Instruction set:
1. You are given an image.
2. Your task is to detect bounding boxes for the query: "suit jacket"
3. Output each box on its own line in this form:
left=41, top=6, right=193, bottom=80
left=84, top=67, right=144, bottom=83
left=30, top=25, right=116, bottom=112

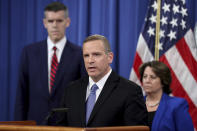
left=59, top=71, right=148, bottom=127
left=151, top=93, right=194, bottom=131
left=15, top=40, right=87, bottom=125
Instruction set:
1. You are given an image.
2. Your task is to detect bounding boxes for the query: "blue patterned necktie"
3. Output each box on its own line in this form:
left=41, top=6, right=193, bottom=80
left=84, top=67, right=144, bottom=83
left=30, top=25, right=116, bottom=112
left=86, top=84, right=98, bottom=124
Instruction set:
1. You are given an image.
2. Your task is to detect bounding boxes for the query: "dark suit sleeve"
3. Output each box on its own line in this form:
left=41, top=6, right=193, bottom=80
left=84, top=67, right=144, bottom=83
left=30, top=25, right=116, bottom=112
left=14, top=47, right=29, bottom=120
left=124, top=84, right=148, bottom=125
left=56, top=84, right=69, bottom=126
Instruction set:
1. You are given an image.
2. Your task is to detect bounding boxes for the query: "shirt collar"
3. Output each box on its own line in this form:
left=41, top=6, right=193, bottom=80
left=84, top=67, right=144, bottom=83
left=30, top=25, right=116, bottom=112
left=88, top=69, right=112, bottom=90
left=47, top=36, right=67, bottom=51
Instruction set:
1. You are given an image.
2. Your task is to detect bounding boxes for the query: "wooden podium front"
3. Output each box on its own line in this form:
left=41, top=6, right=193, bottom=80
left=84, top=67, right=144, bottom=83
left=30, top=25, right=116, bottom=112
left=0, top=121, right=149, bottom=131
left=0, top=121, right=36, bottom=125
left=86, top=126, right=149, bottom=131
left=0, top=125, right=84, bottom=131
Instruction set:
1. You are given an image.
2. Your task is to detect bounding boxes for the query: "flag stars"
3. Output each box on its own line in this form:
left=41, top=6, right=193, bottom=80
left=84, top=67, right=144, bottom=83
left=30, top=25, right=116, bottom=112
left=181, top=19, right=186, bottom=30
left=159, top=29, right=165, bottom=39
left=158, top=43, right=163, bottom=50
left=147, top=27, right=155, bottom=37
left=151, top=1, right=158, bottom=11
left=170, top=18, right=178, bottom=28
left=180, top=7, right=187, bottom=17
left=155, top=43, right=163, bottom=51
left=181, top=0, right=186, bottom=4
left=168, top=30, right=176, bottom=41
left=173, top=4, right=179, bottom=14
left=162, top=3, right=170, bottom=13
left=161, top=16, right=168, bottom=26
left=145, top=17, right=147, bottom=22
left=149, top=14, right=157, bottom=24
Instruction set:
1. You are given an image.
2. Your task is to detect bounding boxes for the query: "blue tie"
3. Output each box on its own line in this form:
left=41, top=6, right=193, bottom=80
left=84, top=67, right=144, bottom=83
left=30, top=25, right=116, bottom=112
left=86, top=84, right=98, bottom=124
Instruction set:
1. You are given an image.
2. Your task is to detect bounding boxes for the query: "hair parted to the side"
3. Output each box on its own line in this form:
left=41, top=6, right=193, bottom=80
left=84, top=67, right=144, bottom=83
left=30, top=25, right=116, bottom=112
left=44, top=2, right=69, bottom=18
left=83, top=34, right=111, bottom=53
left=139, top=61, right=172, bottom=95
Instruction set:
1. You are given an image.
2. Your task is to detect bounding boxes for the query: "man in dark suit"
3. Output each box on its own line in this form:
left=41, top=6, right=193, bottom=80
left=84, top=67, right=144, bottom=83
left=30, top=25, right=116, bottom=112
left=14, top=2, right=86, bottom=125
left=59, top=34, right=147, bottom=127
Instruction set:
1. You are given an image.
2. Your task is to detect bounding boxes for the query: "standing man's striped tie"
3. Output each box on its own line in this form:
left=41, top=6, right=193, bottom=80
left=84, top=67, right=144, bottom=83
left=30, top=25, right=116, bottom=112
left=50, top=46, right=58, bottom=94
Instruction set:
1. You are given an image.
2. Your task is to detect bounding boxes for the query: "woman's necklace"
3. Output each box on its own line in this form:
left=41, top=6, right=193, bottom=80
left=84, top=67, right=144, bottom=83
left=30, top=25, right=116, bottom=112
left=146, top=101, right=160, bottom=107
left=146, top=98, right=160, bottom=107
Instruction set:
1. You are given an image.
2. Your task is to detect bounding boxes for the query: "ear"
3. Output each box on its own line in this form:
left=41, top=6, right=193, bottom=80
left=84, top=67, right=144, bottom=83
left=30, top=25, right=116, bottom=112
left=65, top=17, right=71, bottom=28
left=43, top=19, right=47, bottom=29
left=108, top=52, right=114, bottom=64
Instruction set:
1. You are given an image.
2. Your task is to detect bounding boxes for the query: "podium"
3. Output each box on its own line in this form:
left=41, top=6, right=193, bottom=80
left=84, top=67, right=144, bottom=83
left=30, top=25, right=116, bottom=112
left=86, top=126, right=149, bottom=131
left=0, top=121, right=149, bottom=131
left=0, top=121, right=36, bottom=125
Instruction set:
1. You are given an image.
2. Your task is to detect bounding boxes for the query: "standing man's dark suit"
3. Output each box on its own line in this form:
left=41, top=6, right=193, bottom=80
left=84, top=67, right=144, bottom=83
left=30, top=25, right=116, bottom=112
left=15, top=40, right=86, bottom=125
left=61, top=71, right=147, bottom=127
left=14, top=2, right=86, bottom=125
left=58, top=34, right=147, bottom=127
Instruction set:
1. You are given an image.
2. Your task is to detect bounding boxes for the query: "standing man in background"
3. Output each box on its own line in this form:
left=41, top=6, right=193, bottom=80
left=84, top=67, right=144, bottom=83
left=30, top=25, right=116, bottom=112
left=15, top=2, right=86, bottom=125
left=59, top=34, right=147, bottom=127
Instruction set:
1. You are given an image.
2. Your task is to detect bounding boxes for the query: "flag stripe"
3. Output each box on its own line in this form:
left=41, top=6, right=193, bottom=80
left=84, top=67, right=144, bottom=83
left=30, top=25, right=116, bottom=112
left=184, top=29, right=197, bottom=62
left=129, top=68, right=141, bottom=86
left=137, top=34, right=154, bottom=62
left=165, top=46, right=197, bottom=106
left=160, top=55, right=196, bottom=110
left=176, top=38, right=197, bottom=82
left=130, top=0, right=197, bottom=129
left=160, top=56, right=197, bottom=127
left=133, top=53, right=143, bottom=79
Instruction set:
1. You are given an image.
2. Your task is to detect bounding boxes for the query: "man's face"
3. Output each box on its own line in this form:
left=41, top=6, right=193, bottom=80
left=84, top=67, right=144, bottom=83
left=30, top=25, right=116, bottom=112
left=43, top=10, right=70, bottom=43
left=83, top=40, right=113, bottom=82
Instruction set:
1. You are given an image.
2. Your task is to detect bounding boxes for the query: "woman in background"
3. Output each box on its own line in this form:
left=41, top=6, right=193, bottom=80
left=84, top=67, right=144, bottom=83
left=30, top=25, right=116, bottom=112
left=139, top=61, right=194, bottom=131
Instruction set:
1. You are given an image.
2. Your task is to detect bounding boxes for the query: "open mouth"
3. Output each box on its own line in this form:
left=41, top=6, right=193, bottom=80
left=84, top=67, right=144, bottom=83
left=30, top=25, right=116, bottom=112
left=88, top=67, right=96, bottom=71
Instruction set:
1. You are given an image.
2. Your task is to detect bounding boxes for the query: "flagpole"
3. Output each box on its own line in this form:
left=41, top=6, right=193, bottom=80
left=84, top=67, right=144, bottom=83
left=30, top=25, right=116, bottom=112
left=155, top=0, right=161, bottom=60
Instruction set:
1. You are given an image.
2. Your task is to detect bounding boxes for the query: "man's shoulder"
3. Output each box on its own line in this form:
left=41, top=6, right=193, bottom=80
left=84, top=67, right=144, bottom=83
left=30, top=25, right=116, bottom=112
left=67, top=76, right=88, bottom=88
left=66, top=40, right=82, bottom=51
left=23, top=40, right=47, bottom=50
left=109, top=72, right=144, bottom=104
left=120, top=76, right=139, bottom=87
left=109, top=71, right=142, bottom=94
left=112, top=72, right=140, bottom=89
left=164, top=94, right=188, bottom=108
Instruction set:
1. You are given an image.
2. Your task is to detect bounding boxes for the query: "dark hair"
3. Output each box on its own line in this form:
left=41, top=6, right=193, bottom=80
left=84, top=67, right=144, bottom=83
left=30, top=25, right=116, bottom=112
left=139, top=61, right=172, bottom=94
left=44, top=2, right=68, bottom=18
left=83, top=34, right=111, bottom=53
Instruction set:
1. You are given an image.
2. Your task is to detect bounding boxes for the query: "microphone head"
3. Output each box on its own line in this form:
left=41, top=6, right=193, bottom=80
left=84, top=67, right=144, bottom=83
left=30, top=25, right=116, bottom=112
left=51, top=108, right=69, bottom=113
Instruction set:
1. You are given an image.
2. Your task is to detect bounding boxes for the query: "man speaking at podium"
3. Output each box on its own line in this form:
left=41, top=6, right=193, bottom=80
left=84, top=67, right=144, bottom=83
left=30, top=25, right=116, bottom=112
left=59, top=35, right=147, bottom=127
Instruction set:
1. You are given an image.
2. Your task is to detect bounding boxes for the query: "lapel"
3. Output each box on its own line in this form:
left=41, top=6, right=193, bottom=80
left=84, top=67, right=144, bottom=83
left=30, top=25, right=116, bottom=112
left=151, top=93, right=168, bottom=131
left=51, top=41, right=72, bottom=96
left=87, top=71, right=119, bottom=125
left=39, top=41, right=50, bottom=98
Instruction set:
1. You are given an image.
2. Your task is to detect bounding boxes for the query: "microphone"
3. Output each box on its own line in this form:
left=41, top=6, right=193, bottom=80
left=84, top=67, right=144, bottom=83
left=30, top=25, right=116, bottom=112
left=44, top=108, right=69, bottom=125
left=51, top=108, right=69, bottom=113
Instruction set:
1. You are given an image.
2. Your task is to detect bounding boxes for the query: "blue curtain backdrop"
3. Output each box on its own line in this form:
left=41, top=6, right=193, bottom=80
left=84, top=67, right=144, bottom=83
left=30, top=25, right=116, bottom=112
left=0, top=0, right=197, bottom=121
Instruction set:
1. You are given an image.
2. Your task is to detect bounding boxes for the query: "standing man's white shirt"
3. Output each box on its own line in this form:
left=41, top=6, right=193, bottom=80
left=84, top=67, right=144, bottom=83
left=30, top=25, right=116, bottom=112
left=47, top=36, right=67, bottom=91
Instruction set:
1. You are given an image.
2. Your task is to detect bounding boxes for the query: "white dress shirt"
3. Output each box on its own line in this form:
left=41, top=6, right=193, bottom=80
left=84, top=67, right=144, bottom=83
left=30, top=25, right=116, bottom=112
left=47, top=36, right=67, bottom=92
left=86, top=69, right=112, bottom=101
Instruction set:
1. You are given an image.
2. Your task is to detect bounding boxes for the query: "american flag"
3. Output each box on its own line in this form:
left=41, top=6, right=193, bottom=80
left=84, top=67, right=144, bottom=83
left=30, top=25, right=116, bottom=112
left=129, top=0, right=197, bottom=129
